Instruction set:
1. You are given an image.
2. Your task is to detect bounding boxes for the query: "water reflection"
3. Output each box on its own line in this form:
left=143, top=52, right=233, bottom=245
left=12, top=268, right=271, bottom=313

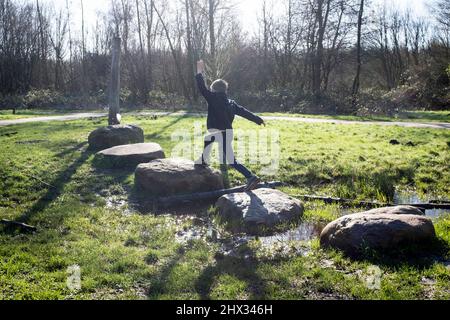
left=394, top=191, right=449, bottom=218
left=258, top=222, right=324, bottom=246
left=173, top=215, right=323, bottom=259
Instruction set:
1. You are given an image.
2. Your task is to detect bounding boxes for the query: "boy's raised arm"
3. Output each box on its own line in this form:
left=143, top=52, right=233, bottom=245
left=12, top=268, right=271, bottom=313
left=197, top=60, right=205, bottom=74
left=195, top=60, right=211, bottom=99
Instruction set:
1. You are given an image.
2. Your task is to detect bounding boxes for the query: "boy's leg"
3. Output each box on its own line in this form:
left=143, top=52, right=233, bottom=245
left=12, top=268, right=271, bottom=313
left=222, top=131, right=260, bottom=190
left=201, top=139, right=213, bottom=165
left=196, top=130, right=217, bottom=165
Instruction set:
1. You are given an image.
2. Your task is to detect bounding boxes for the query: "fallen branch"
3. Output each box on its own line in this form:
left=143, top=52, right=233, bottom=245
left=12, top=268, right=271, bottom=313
left=0, top=131, right=18, bottom=137
left=293, top=194, right=450, bottom=210
left=0, top=219, right=37, bottom=233
left=158, top=181, right=283, bottom=208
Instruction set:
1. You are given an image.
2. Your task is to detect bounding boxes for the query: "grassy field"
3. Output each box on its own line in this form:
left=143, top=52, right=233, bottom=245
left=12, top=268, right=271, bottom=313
left=1, top=109, right=449, bottom=123
left=0, top=114, right=449, bottom=300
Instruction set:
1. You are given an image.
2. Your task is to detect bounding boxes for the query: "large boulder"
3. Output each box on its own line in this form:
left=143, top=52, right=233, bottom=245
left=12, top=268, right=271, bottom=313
left=320, top=206, right=436, bottom=257
left=88, top=125, right=144, bottom=151
left=95, top=143, right=165, bottom=168
left=135, top=158, right=224, bottom=197
left=216, top=188, right=304, bottom=235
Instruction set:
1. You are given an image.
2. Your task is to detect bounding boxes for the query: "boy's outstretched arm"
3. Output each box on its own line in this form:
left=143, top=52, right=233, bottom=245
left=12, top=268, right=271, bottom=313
left=231, top=101, right=265, bottom=126
left=195, top=60, right=211, bottom=100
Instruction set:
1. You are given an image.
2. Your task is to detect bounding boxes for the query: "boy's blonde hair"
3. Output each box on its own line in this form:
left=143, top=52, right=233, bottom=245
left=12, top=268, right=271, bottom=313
left=210, top=79, right=228, bottom=93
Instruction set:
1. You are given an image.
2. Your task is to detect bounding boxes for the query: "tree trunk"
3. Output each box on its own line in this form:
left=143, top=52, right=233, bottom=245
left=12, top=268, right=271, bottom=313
left=35, top=0, right=49, bottom=87
left=136, top=0, right=148, bottom=102
left=144, top=0, right=154, bottom=92
left=80, top=0, right=86, bottom=95
left=352, top=0, right=364, bottom=96
left=208, top=0, right=217, bottom=78
left=262, top=0, right=269, bottom=91
left=313, top=0, right=329, bottom=97
left=185, top=0, right=196, bottom=102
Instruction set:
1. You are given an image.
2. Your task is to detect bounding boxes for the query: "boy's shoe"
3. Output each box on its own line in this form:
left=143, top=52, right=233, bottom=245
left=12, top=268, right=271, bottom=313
left=245, top=175, right=261, bottom=191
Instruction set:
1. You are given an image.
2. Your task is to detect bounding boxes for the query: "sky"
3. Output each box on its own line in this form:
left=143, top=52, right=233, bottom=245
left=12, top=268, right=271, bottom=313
left=42, top=0, right=431, bottom=35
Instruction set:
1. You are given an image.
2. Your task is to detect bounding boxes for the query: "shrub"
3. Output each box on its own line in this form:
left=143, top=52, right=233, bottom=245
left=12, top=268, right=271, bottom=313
left=24, top=89, right=66, bottom=109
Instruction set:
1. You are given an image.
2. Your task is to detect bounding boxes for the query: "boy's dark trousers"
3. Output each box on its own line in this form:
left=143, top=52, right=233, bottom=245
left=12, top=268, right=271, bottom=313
left=200, top=129, right=253, bottom=179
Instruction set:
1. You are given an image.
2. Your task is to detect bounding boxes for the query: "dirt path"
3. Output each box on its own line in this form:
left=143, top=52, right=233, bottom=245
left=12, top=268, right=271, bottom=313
left=1, top=111, right=449, bottom=129
left=261, top=115, right=450, bottom=129
left=0, top=113, right=106, bottom=126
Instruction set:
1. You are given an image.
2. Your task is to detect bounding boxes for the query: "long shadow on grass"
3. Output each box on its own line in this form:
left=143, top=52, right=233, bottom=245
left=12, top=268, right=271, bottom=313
left=146, top=246, right=188, bottom=299
left=194, top=250, right=268, bottom=300
left=144, top=113, right=191, bottom=141
left=146, top=243, right=268, bottom=300
left=17, top=142, right=93, bottom=224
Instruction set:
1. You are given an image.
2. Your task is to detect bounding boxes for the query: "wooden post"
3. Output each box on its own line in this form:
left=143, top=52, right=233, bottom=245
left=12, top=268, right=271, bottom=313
left=109, top=37, right=121, bottom=125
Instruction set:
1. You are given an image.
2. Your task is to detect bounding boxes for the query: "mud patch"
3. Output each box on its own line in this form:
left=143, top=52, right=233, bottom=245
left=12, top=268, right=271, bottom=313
left=173, top=215, right=324, bottom=260
left=97, top=184, right=139, bottom=215
left=174, top=216, right=217, bottom=245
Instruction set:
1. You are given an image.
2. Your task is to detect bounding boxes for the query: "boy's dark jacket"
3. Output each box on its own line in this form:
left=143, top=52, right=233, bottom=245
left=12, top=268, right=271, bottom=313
left=196, top=73, right=263, bottom=130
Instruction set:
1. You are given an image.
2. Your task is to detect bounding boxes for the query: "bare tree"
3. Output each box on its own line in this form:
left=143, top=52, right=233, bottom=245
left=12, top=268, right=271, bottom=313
left=152, top=0, right=190, bottom=101
left=313, top=0, right=331, bottom=97
left=0, top=0, right=448, bottom=113
left=136, top=0, right=148, bottom=101
left=185, top=0, right=197, bottom=100
left=49, top=8, right=68, bottom=90
left=208, top=0, right=217, bottom=78
left=352, top=0, right=365, bottom=96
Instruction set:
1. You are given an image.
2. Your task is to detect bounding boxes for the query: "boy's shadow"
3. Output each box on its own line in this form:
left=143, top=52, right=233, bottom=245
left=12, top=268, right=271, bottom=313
left=194, top=248, right=268, bottom=300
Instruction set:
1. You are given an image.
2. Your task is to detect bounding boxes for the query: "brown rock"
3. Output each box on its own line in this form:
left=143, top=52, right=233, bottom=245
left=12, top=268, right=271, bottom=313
left=95, top=143, right=165, bottom=168
left=135, top=158, right=224, bottom=197
left=320, top=206, right=436, bottom=256
left=216, top=188, right=304, bottom=234
left=88, top=125, right=144, bottom=150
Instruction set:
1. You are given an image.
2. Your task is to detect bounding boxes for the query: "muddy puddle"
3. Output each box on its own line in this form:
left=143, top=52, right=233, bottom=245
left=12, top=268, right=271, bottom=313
left=98, top=184, right=448, bottom=261
left=258, top=223, right=324, bottom=246
left=105, top=195, right=128, bottom=209
left=174, top=215, right=323, bottom=259
left=101, top=189, right=326, bottom=258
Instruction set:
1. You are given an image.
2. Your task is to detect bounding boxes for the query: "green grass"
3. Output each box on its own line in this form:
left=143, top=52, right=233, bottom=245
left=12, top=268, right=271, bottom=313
left=2, top=108, right=449, bottom=123
left=0, top=114, right=449, bottom=300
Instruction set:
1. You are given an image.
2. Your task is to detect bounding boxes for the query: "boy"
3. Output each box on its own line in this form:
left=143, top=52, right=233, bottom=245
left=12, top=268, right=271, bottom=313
left=195, top=60, right=265, bottom=191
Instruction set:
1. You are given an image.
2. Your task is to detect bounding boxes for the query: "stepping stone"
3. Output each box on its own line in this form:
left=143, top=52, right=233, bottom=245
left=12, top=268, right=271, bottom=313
left=95, top=143, right=165, bottom=168
left=88, top=125, right=144, bottom=151
left=135, top=158, right=224, bottom=197
left=215, top=188, right=304, bottom=235
left=320, top=206, right=436, bottom=257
